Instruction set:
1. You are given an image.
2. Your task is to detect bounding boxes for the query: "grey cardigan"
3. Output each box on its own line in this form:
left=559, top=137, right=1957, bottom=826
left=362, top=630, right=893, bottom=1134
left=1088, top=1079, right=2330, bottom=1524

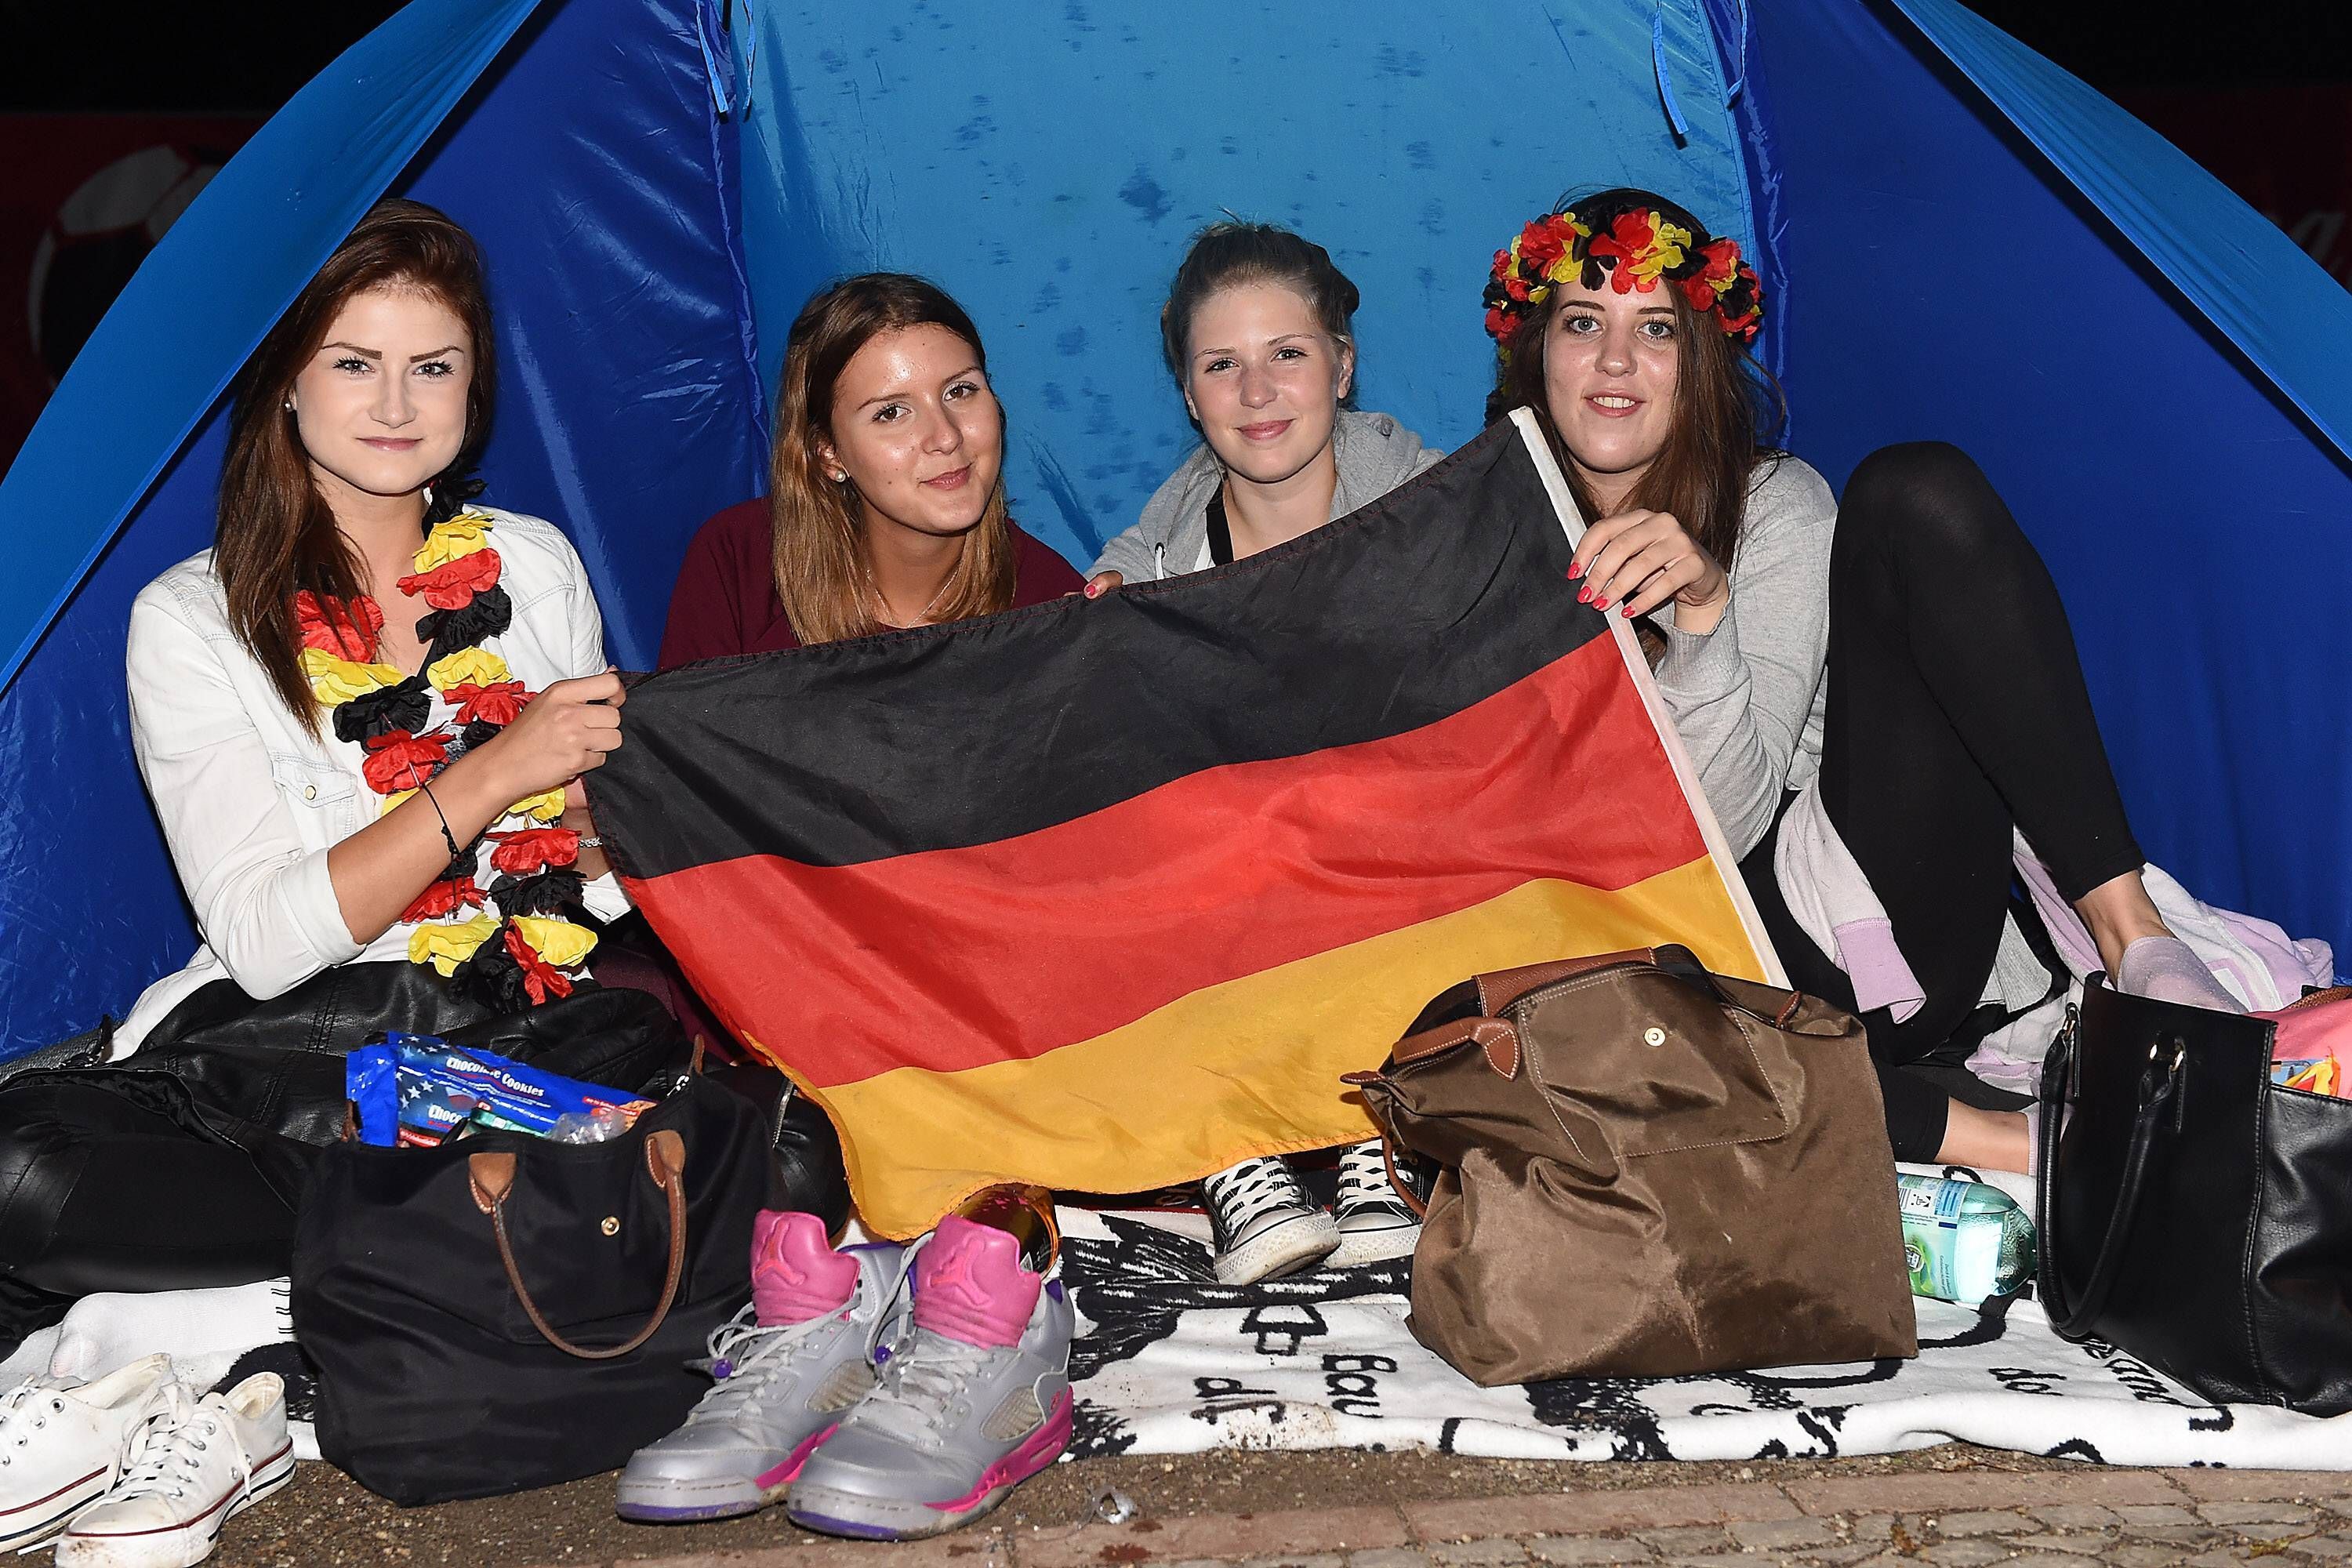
left=1650, top=455, right=1838, bottom=862
left=1091, top=409, right=1445, bottom=581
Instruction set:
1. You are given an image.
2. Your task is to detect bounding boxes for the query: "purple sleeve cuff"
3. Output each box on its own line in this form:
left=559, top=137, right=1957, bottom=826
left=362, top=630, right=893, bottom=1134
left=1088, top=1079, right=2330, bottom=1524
left=1835, top=916, right=1925, bottom=1023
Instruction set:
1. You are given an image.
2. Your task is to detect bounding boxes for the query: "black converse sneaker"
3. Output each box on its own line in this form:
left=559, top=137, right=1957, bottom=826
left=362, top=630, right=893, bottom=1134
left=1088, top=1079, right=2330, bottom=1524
left=1200, top=1157, right=1338, bottom=1284
left=1328, top=1140, right=1421, bottom=1267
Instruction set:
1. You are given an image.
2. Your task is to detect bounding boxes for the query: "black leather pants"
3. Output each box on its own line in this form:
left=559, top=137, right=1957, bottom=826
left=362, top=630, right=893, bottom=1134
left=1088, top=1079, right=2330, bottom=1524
left=0, top=1077, right=296, bottom=1349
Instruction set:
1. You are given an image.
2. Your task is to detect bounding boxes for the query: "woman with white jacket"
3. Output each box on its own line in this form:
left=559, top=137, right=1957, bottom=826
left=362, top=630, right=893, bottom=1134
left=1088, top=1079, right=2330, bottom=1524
left=0, top=200, right=626, bottom=1353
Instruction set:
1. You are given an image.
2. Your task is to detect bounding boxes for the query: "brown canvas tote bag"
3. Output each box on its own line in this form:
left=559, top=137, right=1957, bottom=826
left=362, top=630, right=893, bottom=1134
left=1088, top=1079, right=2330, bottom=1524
left=1345, top=946, right=1915, bottom=1385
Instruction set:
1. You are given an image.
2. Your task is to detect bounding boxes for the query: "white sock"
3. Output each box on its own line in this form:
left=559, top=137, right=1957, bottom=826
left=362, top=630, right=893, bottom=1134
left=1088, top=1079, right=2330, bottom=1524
left=2022, top=1102, right=2065, bottom=1180
left=2117, top=935, right=2245, bottom=1014
left=48, top=1279, right=292, bottom=1389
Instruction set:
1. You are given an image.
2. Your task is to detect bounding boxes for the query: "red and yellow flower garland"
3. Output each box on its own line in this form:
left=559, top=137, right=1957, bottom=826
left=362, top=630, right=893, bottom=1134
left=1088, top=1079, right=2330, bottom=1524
left=1483, top=198, right=1764, bottom=354
left=296, top=510, right=597, bottom=1007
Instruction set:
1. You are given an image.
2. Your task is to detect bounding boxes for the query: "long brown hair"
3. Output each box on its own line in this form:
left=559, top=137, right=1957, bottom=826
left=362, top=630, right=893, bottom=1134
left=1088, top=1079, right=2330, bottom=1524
left=216, top=198, right=495, bottom=731
left=768, top=274, right=1017, bottom=644
left=1484, top=189, right=1782, bottom=571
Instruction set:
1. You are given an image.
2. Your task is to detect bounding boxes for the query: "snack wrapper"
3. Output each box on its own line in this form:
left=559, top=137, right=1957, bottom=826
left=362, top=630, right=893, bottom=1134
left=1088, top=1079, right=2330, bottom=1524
left=346, top=1033, right=655, bottom=1146
left=381, top=1032, right=655, bottom=1134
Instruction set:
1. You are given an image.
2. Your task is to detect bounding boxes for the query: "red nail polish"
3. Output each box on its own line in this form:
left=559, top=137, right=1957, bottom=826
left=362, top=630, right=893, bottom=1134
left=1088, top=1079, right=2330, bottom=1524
left=1567, top=561, right=1585, bottom=580
left=1592, top=595, right=1611, bottom=612
left=1619, top=603, right=1633, bottom=618
left=1577, top=586, right=1593, bottom=604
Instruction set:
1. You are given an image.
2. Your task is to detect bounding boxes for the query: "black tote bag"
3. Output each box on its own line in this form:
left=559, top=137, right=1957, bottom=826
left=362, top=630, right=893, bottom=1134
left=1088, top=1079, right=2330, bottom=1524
left=292, top=1074, right=779, bottom=1504
left=2036, top=979, right=2352, bottom=1414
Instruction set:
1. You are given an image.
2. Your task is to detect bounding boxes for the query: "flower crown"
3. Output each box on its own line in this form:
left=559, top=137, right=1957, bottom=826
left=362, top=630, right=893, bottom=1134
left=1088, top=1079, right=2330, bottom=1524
left=1483, top=201, right=1763, bottom=354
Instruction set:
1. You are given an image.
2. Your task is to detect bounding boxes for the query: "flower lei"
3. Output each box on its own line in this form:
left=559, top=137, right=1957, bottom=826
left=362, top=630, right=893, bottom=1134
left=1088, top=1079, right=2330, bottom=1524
left=296, top=510, right=598, bottom=1010
left=1483, top=198, right=1764, bottom=355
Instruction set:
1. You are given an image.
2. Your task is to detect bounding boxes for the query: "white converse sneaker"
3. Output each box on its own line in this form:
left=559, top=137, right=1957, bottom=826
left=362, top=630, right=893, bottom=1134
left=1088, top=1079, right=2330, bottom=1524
left=55, top=1371, right=295, bottom=1568
left=0, top=1355, right=181, bottom=1552
left=1200, top=1156, right=1338, bottom=1285
left=1328, top=1140, right=1421, bottom=1267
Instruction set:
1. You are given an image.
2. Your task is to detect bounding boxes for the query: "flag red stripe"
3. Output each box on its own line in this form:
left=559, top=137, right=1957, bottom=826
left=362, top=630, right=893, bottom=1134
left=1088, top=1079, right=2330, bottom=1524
left=628, top=637, right=1707, bottom=1086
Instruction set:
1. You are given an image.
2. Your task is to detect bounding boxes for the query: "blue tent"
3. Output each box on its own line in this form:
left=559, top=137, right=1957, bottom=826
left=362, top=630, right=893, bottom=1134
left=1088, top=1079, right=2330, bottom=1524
left=1, top=0, right=2346, bottom=1057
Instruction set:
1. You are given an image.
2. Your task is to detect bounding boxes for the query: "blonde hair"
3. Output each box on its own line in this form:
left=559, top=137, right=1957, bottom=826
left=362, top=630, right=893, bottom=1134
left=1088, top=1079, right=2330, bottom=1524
left=768, top=274, right=1016, bottom=644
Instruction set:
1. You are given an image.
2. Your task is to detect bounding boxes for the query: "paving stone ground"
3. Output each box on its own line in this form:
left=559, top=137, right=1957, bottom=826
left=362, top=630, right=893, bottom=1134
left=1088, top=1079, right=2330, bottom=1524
left=216, top=1447, right=2352, bottom=1567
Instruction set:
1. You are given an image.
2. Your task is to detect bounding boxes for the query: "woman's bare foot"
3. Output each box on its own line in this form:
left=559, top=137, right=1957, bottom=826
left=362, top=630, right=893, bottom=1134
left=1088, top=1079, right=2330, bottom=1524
left=1934, top=1101, right=2031, bottom=1173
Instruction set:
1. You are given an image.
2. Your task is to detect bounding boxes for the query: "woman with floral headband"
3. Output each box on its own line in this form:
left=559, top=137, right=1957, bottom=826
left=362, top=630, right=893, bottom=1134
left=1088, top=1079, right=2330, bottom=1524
left=1084, top=222, right=1443, bottom=1285
left=0, top=200, right=626, bottom=1356
left=1482, top=187, right=2241, bottom=1174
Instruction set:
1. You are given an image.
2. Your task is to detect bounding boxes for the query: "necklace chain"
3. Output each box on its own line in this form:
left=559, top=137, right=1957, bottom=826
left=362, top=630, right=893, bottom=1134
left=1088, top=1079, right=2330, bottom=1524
left=865, top=560, right=957, bottom=630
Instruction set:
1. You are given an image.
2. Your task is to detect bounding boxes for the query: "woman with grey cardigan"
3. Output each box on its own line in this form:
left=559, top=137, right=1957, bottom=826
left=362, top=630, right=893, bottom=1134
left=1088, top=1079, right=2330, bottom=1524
left=1483, top=188, right=2241, bottom=1176
left=1086, top=223, right=1442, bottom=1284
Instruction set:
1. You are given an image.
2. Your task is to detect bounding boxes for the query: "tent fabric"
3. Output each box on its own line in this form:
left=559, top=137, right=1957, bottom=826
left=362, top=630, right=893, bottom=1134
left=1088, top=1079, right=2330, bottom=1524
left=0, top=0, right=546, bottom=697
left=731, top=0, right=1758, bottom=568
left=1755, top=2, right=2352, bottom=989
left=1889, top=0, right=2352, bottom=469
left=0, top=0, right=2347, bottom=1058
left=0, top=0, right=762, bottom=1056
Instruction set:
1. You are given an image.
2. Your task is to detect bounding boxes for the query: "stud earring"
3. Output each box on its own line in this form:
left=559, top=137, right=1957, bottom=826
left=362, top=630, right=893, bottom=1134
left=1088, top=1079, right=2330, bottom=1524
left=282, top=397, right=296, bottom=414
left=828, top=470, right=847, bottom=484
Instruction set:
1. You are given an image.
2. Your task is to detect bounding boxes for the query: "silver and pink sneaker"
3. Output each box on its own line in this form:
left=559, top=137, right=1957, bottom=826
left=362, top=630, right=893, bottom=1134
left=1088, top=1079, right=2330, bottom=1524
left=615, top=1210, right=908, bottom=1524
left=785, top=1214, right=1074, bottom=1541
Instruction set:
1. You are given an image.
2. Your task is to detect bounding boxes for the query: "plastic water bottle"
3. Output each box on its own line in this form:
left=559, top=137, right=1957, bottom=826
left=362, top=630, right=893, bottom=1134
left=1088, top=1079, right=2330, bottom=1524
left=1898, top=1171, right=2034, bottom=1305
left=547, top=1105, right=630, bottom=1144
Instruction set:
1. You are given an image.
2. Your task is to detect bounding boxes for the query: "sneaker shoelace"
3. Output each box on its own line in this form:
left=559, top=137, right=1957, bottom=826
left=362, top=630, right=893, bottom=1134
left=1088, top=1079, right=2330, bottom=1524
left=0, top=1378, right=74, bottom=1468
left=850, top=1327, right=999, bottom=1450
left=1334, top=1142, right=1413, bottom=1215
left=685, top=1305, right=852, bottom=1426
left=1203, top=1156, right=1311, bottom=1240
left=110, top=1390, right=243, bottom=1508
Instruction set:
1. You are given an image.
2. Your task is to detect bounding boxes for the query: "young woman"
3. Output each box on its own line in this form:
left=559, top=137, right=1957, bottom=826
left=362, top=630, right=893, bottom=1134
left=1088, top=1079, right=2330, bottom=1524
left=1087, top=223, right=1443, bottom=1285
left=1483, top=188, right=2241, bottom=1174
left=626, top=274, right=1074, bottom=1544
left=124, top=201, right=626, bottom=1044
left=658, top=278, right=1080, bottom=664
left=0, top=200, right=625, bottom=1354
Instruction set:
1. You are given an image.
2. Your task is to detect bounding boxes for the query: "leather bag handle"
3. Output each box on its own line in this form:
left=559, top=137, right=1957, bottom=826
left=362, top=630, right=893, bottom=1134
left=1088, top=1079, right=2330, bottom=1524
left=2035, top=1008, right=2185, bottom=1340
left=468, top=1128, right=688, bottom=1361
left=1379, top=1015, right=1521, bottom=1077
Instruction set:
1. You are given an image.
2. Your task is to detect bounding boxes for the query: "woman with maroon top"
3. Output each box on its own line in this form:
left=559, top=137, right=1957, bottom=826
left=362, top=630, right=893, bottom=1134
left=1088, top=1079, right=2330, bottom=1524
left=626, top=275, right=1080, bottom=1545
left=659, top=273, right=1080, bottom=667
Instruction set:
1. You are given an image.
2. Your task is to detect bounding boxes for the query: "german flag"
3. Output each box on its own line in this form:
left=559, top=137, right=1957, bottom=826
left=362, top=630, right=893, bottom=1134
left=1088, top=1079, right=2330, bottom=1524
left=590, top=411, right=1782, bottom=1237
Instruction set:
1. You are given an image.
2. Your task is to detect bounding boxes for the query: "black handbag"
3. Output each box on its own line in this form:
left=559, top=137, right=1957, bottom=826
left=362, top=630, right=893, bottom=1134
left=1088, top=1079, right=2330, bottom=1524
left=292, top=1073, right=780, bottom=1504
left=706, top=1062, right=851, bottom=1236
left=2036, top=978, right=2352, bottom=1414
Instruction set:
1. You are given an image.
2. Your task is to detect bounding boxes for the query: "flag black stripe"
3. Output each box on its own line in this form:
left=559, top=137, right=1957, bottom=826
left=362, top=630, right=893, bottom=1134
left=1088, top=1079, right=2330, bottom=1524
left=590, top=422, right=1607, bottom=874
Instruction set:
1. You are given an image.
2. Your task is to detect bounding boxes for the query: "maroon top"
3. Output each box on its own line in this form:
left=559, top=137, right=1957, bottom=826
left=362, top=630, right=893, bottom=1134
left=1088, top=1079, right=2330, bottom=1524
left=657, top=498, right=1086, bottom=669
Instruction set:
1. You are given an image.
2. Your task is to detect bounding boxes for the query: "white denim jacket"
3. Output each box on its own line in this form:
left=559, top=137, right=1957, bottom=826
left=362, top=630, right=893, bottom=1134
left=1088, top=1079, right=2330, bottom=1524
left=118, top=506, right=630, bottom=1055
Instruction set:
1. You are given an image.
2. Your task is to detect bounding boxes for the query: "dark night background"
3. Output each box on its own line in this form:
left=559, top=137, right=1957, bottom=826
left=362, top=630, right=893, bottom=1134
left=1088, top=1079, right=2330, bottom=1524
left=3, top=1, right=2345, bottom=108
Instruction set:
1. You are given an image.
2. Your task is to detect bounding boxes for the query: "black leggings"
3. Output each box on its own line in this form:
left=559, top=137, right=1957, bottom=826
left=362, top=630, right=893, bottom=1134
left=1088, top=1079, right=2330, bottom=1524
left=1738, top=443, right=2144, bottom=1161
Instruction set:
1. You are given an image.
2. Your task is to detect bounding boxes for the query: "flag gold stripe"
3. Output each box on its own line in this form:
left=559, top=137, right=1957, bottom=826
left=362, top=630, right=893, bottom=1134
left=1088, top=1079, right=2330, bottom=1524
left=769, top=858, right=1760, bottom=1238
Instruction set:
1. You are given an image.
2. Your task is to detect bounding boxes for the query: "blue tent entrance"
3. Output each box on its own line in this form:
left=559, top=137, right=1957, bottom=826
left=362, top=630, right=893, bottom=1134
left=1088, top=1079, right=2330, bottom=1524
left=0, top=0, right=2345, bottom=1056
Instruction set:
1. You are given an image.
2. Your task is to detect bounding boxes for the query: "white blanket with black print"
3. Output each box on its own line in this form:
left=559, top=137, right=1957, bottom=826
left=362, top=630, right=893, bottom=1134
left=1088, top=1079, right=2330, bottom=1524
left=1054, top=1207, right=2352, bottom=1470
